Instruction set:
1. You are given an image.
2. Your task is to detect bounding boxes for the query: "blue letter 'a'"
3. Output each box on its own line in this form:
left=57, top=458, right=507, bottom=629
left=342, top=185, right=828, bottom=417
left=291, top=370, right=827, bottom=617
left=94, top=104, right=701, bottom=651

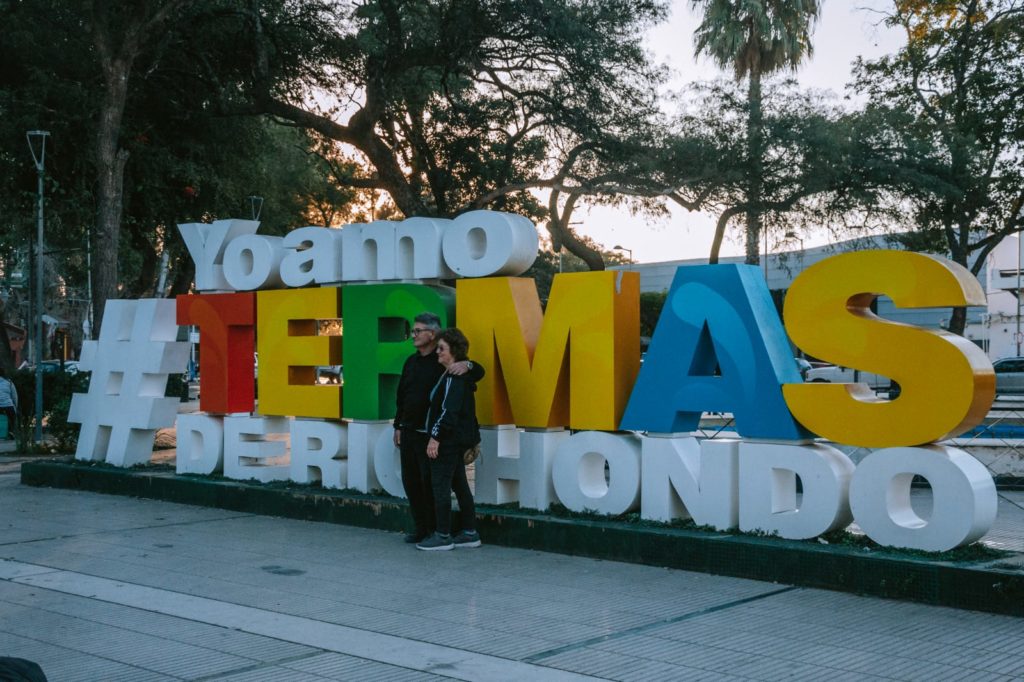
left=620, top=264, right=809, bottom=440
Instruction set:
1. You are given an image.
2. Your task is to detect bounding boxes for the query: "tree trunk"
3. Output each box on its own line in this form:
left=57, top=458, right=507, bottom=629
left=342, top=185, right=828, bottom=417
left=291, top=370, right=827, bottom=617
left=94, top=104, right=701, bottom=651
left=547, top=191, right=605, bottom=271
left=946, top=229, right=970, bottom=337
left=129, top=226, right=160, bottom=298
left=709, top=205, right=746, bottom=264
left=745, top=68, right=764, bottom=266
left=88, top=1, right=188, bottom=333
left=0, top=302, right=15, bottom=376
left=948, top=306, right=967, bottom=336
left=168, top=253, right=195, bottom=297
left=92, top=61, right=131, bottom=333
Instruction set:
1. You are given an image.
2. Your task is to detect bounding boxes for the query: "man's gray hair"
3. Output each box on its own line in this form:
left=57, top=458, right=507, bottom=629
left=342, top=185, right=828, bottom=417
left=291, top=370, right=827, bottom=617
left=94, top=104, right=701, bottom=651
left=414, top=312, right=442, bottom=331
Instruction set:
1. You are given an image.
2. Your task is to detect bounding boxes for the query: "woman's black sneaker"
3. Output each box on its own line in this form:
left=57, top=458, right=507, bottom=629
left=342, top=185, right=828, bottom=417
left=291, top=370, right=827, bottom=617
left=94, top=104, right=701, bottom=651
left=416, top=533, right=454, bottom=551
left=452, top=530, right=481, bottom=548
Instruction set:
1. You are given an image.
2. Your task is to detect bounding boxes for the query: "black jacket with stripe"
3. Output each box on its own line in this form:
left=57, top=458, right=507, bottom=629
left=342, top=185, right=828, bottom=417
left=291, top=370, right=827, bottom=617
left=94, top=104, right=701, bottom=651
left=393, top=352, right=484, bottom=431
left=425, top=372, right=481, bottom=448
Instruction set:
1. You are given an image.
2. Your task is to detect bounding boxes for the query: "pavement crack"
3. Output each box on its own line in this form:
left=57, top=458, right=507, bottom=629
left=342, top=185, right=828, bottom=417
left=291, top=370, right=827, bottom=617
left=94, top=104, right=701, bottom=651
left=0, top=514, right=255, bottom=548
left=0, top=622, right=190, bottom=681
left=999, top=492, right=1024, bottom=513
left=522, top=586, right=798, bottom=663
left=189, top=650, right=329, bottom=682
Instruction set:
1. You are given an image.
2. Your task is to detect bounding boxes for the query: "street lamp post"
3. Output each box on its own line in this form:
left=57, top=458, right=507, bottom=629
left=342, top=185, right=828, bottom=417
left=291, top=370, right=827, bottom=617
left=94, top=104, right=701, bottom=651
left=763, top=227, right=769, bottom=278
left=1017, top=231, right=1022, bottom=356
left=612, top=244, right=633, bottom=270
left=27, top=130, right=49, bottom=444
left=85, top=226, right=93, bottom=340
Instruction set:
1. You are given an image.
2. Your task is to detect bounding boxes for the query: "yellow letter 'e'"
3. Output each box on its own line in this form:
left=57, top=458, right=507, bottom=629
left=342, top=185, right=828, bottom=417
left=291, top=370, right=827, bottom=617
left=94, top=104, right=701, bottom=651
left=256, top=288, right=342, bottom=419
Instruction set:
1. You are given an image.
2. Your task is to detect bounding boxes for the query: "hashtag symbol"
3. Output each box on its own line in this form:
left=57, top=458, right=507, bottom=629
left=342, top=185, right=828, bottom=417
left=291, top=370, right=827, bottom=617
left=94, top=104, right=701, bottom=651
left=69, top=299, right=190, bottom=467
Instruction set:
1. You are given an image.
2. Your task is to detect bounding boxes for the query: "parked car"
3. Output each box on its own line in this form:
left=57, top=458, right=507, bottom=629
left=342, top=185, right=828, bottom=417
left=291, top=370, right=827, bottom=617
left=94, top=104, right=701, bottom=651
left=803, top=364, right=890, bottom=390
left=36, top=360, right=81, bottom=375
left=993, top=357, right=1024, bottom=395
left=315, top=365, right=343, bottom=385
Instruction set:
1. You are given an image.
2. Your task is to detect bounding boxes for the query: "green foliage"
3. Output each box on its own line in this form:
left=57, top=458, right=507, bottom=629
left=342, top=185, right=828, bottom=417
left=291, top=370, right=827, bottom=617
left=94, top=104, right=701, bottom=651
left=0, top=0, right=361, bottom=338
left=817, top=527, right=1012, bottom=562
left=237, top=0, right=676, bottom=271
left=850, top=2, right=1024, bottom=267
left=522, top=238, right=630, bottom=303
left=47, top=390, right=82, bottom=454
left=690, top=0, right=823, bottom=263
left=639, top=291, right=667, bottom=338
left=0, top=0, right=680, bottom=308
left=9, top=368, right=87, bottom=452
left=164, top=373, right=190, bottom=403
left=691, top=0, right=823, bottom=80
left=847, top=1, right=1024, bottom=333
left=672, top=79, right=885, bottom=260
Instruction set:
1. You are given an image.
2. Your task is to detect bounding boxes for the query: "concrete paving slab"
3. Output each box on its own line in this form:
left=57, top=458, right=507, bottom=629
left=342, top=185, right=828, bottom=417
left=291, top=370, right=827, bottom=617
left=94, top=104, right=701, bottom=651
left=3, top=472, right=1024, bottom=681
left=17, top=458, right=1024, bottom=618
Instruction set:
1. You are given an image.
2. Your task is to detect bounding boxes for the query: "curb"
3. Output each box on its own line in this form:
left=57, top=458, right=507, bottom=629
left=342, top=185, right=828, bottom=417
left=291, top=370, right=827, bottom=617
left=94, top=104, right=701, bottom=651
left=20, top=459, right=1024, bottom=618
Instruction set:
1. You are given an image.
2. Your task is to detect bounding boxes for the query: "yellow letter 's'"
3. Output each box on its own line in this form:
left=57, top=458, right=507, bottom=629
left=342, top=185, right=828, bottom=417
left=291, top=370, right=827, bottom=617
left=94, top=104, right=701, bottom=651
left=782, top=250, right=993, bottom=447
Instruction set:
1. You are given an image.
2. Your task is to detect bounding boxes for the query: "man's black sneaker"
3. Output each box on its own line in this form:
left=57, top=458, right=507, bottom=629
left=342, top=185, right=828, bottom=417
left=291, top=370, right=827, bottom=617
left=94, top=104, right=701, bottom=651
left=416, top=533, right=454, bottom=551
left=452, top=530, right=482, bottom=548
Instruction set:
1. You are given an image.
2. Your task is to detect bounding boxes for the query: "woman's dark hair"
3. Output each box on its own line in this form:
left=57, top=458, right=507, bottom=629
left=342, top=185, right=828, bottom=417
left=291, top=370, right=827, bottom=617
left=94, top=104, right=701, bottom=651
left=437, top=328, right=470, bottom=362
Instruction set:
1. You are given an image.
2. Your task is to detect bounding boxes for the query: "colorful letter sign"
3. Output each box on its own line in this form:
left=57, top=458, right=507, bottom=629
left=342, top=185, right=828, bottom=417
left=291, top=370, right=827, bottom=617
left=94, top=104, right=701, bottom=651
left=783, top=251, right=994, bottom=447
left=176, top=292, right=256, bottom=414
left=457, top=271, right=640, bottom=430
left=257, top=288, right=342, bottom=419
left=342, top=283, right=454, bottom=419
left=621, top=264, right=808, bottom=439
left=66, top=209, right=1006, bottom=553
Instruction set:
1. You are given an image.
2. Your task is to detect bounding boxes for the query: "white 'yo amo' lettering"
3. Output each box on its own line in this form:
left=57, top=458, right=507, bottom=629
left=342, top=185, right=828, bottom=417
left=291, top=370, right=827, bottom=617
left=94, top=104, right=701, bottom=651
left=178, top=210, right=539, bottom=292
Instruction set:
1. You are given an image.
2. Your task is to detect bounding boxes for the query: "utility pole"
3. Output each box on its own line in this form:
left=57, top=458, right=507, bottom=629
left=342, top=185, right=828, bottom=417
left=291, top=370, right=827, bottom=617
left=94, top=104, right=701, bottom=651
left=27, top=131, right=49, bottom=444
left=1017, top=232, right=1022, bottom=356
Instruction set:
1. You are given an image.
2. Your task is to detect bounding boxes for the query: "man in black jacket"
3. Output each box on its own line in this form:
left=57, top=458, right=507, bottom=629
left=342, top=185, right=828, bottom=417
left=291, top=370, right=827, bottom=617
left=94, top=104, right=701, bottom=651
left=393, top=312, right=484, bottom=543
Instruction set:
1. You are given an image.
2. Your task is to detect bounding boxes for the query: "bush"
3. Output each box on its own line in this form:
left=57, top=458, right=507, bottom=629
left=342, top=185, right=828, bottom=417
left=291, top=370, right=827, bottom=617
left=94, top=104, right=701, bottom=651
left=11, top=368, right=89, bottom=453
left=639, top=291, right=667, bottom=339
left=164, top=373, right=189, bottom=402
left=47, top=373, right=90, bottom=453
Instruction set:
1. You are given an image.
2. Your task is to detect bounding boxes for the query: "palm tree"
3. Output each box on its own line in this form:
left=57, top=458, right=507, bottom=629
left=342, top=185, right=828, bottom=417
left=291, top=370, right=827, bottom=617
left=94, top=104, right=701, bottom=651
left=691, top=0, right=822, bottom=265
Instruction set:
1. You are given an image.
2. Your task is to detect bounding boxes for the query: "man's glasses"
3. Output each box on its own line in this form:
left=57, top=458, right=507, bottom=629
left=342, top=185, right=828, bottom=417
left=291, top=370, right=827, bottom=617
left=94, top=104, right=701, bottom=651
left=409, top=327, right=431, bottom=337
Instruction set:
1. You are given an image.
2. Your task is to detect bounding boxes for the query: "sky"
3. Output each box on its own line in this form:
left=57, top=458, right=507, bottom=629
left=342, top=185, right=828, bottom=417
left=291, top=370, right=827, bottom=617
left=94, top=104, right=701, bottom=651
left=575, top=1, right=909, bottom=264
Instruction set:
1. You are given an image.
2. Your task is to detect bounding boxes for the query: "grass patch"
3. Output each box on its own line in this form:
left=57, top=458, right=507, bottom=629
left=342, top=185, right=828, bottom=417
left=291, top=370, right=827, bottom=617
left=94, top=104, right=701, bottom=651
left=814, top=528, right=1012, bottom=562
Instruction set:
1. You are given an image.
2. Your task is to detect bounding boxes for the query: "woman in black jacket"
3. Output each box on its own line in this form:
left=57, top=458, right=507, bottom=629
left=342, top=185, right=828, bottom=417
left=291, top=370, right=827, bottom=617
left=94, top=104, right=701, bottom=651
left=419, top=328, right=482, bottom=551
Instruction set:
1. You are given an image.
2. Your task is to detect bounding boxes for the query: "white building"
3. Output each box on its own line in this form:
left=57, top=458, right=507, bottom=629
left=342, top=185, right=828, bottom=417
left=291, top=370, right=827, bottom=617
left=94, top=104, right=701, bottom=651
left=612, top=234, right=1024, bottom=362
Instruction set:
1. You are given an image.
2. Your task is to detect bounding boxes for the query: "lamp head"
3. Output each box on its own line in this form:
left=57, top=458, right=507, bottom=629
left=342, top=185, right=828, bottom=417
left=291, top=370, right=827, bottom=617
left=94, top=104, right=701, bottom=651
left=248, top=195, right=264, bottom=221
left=26, top=130, right=50, bottom=171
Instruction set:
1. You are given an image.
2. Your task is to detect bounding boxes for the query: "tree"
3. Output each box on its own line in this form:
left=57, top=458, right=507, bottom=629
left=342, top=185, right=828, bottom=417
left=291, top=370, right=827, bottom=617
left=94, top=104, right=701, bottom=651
left=87, top=0, right=194, bottom=331
left=670, top=80, right=898, bottom=264
left=639, top=291, right=667, bottom=338
left=852, top=0, right=1024, bottom=334
left=522, top=236, right=629, bottom=303
left=238, top=0, right=673, bottom=269
left=690, top=0, right=822, bottom=265
left=539, top=129, right=723, bottom=270
left=0, top=0, right=358, bottom=354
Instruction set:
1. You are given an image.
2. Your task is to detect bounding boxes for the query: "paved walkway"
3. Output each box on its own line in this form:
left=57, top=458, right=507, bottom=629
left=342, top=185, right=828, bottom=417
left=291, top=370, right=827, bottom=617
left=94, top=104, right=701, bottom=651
left=2, top=472, right=1023, bottom=681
